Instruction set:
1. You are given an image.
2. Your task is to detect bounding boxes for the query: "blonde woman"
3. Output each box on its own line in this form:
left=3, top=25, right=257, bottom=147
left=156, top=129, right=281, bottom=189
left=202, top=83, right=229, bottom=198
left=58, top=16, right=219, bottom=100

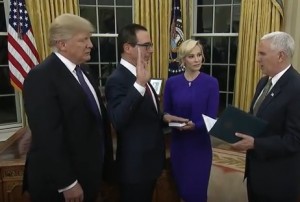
left=163, top=39, right=219, bottom=202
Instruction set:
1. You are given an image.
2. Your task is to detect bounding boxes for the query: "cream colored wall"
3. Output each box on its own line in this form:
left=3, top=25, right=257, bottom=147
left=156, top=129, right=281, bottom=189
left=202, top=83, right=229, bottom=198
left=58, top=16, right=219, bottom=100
left=283, top=0, right=300, bottom=72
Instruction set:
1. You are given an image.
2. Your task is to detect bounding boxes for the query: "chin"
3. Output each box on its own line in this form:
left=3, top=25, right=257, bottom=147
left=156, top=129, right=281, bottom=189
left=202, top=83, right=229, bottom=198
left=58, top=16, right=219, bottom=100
left=85, top=56, right=91, bottom=61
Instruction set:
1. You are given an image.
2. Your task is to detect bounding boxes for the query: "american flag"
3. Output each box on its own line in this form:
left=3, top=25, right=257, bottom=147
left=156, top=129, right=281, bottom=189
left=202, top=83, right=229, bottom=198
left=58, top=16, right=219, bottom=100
left=168, top=0, right=184, bottom=78
left=8, top=0, right=39, bottom=91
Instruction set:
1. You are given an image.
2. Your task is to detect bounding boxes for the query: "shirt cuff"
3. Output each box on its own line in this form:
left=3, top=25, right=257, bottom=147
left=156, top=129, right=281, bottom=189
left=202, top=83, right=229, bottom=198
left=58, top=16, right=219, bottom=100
left=58, top=180, right=78, bottom=193
left=134, top=82, right=146, bottom=96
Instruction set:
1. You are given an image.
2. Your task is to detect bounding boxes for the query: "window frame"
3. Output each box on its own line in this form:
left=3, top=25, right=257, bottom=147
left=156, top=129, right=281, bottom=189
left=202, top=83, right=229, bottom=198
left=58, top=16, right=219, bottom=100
left=0, top=0, right=24, bottom=132
left=191, top=0, right=240, bottom=112
left=79, top=0, right=134, bottom=87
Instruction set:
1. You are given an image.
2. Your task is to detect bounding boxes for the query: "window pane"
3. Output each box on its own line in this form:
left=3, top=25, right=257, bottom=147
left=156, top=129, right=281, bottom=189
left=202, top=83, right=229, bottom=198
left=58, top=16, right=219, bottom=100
left=197, top=0, right=213, bottom=5
left=0, top=36, right=8, bottom=65
left=229, top=37, right=238, bottom=64
left=116, top=0, right=132, bottom=5
left=228, top=93, right=233, bottom=105
left=219, top=93, right=227, bottom=115
left=216, top=0, right=231, bottom=4
left=232, top=5, right=240, bottom=32
left=0, top=3, right=6, bottom=32
left=79, top=0, right=96, bottom=5
left=201, top=64, right=211, bottom=75
left=0, top=66, right=14, bottom=94
left=196, top=36, right=212, bottom=63
left=98, top=0, right=114, bottom=5
left=229, top=65, right=236, bottom=92
left=80, top=6, right=97, bottom=31
left=116, top=7, right=132, bottom=31
left=234, top=0, right=241, bottom=4
left=88, top=64, right=100, bottom=87
left=100, top=37, right=116, bottom=62
left=0, top=96, right=17, bottom=124
left=212, top=65, right=228, bottom=91
left=213, top=37, right=229, bottom=63
left=100, top=63, right=116, bottom=86
left=90, top=37, right=99, bottom=62
left=98, top=7, right=115, bottom=33
left=215, top=6, right=231, bottom=33
left=197, top=6, right=213, bottom=33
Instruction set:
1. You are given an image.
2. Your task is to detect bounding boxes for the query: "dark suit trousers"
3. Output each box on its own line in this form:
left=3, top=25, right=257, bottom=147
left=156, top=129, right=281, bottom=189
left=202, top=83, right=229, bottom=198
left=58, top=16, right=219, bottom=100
left=119, top=180, right=156, bottom=202
left=29, top=191, right=64, bottom=202
left=247, top=178, right=299, bottom=202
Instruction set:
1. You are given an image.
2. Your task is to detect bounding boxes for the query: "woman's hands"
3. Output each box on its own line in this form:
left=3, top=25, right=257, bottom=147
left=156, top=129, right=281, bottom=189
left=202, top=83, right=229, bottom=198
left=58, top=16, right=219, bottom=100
left=163, top=113, right=194, bottom=131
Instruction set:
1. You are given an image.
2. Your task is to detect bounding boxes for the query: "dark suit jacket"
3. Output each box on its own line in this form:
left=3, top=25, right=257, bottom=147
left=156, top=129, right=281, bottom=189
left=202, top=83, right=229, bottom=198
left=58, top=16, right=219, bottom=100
left=23, top=53, right=112, bottom=199
left=246, top=66, right=300, bottom=199
left=105, top=63, right=165, bottom=184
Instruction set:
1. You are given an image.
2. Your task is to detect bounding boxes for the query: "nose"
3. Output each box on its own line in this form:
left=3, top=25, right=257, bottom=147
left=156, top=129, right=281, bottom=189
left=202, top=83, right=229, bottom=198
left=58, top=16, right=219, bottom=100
left=87, top=38, right=93, bottom=48
left=256, top=54, right=261, bottom=63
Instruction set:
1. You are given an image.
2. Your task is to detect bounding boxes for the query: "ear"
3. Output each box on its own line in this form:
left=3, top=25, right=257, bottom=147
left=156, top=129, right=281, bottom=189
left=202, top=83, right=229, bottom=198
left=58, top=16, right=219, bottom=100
left=123, top=43, right=132, bottom=54
left=56, top=40, right=67, bottom=51
left=278, top=51, right=285, bottom=63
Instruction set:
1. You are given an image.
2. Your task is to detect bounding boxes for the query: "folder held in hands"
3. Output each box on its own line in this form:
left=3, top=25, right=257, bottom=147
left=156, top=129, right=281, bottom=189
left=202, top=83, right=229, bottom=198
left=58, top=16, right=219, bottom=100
left=203, top=106, right=268, bottom=143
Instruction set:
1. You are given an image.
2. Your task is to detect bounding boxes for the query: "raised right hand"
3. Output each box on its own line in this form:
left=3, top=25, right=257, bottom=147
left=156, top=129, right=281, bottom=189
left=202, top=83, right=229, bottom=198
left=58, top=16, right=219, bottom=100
left=136, top=47, right=151, bottom=86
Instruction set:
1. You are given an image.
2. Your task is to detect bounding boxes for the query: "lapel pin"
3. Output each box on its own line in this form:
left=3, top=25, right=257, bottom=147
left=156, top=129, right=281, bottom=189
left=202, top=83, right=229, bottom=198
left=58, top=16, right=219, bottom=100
left=271, top=93, right=274, bottom=97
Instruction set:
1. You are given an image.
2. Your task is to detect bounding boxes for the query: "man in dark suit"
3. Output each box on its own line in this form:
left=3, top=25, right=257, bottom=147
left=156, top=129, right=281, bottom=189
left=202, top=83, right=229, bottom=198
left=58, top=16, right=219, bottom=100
left=104, top=23, right=164, bottom=202
left=23, top=14, right=111, bottom=202
left=232, top=32, right=300, bottom=202
left=105, top=23, right=186, bottom=202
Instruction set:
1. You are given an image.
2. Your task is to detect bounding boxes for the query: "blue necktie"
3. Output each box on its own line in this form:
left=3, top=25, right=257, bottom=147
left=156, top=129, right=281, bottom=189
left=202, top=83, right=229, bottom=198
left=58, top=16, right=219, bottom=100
left=75, top=66, right=101, bottom=119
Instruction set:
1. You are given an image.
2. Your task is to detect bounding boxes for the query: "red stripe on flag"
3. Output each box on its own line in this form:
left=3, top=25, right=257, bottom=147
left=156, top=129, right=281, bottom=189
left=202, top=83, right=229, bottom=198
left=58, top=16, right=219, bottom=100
left=8, top=0, right=39, bottom=91
left=8, top=52, right=29, bottom=78
left=8, top=34, right=36, bottom=68
left=23, top=30, right=40, bottom=62
left=9, top=72, right=23, bottom=91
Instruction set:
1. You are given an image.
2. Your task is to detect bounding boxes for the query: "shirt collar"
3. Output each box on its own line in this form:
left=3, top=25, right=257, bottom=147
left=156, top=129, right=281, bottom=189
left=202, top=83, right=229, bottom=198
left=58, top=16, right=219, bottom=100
left=270, top=64, right=291, bottom=86
left=54, top=52, right=77, bottom=73
left=120, top=58, right=136, bottom=76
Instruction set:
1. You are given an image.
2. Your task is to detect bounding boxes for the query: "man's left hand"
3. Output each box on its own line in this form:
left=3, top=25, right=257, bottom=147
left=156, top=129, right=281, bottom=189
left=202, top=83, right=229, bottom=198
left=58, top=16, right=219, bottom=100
left=231, top=132, right=254, bottom=151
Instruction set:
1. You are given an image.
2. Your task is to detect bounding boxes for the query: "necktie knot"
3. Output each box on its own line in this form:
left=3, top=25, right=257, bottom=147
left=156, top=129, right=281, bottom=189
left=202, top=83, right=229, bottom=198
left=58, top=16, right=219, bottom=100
left=75, top=65, right=81, bottom=73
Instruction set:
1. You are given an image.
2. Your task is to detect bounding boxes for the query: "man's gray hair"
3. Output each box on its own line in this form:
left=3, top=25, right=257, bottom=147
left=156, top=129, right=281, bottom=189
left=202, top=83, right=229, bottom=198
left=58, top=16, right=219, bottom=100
left=261, top=31, right=295, bottom=59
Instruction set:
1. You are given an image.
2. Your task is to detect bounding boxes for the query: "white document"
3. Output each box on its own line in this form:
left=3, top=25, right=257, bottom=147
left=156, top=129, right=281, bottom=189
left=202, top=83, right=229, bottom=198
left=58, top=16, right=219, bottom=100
left=202, top=114, right=217, bottom=132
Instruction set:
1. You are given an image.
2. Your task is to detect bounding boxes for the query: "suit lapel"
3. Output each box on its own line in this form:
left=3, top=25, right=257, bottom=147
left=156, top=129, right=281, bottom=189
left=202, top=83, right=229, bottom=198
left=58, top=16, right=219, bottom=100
left=51, top=53, right=86, bottom=97
left=258, top=84, right=281, bottom=115
left=51, top=54, right=99, bottom=117
left=256, top=67, right=294, bottom=115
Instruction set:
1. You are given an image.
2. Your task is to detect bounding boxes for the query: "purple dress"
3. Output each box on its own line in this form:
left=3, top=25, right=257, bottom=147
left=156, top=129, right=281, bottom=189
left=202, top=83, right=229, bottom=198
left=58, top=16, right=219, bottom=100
left=164, top=73, right=219, bottom=202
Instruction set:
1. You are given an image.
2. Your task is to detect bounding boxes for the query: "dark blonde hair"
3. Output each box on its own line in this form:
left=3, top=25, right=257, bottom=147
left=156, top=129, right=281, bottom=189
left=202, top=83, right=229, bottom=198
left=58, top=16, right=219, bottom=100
left=49, top=14, right=94, bottom=50
left=177, top=39, right=205, bottom=67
